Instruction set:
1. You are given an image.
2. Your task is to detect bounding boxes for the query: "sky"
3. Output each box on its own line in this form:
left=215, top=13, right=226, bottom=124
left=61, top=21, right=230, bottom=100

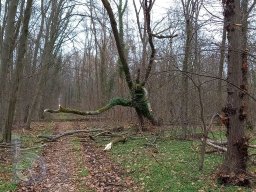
left=64, top=0, right=224, bottom=53
left=65, top=0, right=175, bottom=52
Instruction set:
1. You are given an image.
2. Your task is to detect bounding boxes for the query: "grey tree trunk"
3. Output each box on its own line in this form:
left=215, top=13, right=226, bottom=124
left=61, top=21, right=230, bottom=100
left=181, top=17, right=193, bottom=138
left=218, top=0, right=249, bottom=186
left=25, top=0, right=56, bottom=129
left=25, top=43, right=52, bottom=129
left=3, top=0, right=33, bottom=143
left=217, top=17, right=227, bottom=110
left=0, top=0, right=19, bottom=134
left=25, top=0, right=73, bottom=129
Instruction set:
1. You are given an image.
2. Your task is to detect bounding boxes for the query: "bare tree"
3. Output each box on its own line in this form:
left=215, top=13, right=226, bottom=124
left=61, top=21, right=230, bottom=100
left=180, top=0, right=201, bottom=138
left=25, top=0, right=75, bottom=129
left=0, top=0, right=19, bottom=134
left=45, top=0, right=177, bottom=130
left=2, top=0, right=33, bottom=143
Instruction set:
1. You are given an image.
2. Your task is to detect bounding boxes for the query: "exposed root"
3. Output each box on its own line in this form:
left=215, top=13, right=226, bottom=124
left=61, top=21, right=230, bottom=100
left=217, top=172, right=251, bottom=187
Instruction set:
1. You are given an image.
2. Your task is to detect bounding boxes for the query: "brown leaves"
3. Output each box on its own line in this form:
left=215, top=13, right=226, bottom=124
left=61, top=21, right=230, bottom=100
left=15, top=122, right=140, bottom=192
left=82, top=140, right=140, bottom=191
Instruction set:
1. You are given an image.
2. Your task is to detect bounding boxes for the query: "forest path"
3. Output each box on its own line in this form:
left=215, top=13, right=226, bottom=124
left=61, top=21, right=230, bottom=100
left=16, top=121, right=140, bottom=192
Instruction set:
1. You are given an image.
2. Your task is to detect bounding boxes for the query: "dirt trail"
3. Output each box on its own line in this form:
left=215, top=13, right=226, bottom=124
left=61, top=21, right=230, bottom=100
left=16, top=121, right=140, bottom=192
left=17, top=122, right=82, bottom=191
left=81, top=138, right=140, bottom=192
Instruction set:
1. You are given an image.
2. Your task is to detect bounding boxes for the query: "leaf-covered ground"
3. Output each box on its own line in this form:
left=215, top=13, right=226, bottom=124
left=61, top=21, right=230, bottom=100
left=13, top=121, right=140, bottom=192
left=1, top=120, right=256, bottom=192
left=16, top=122, right=85, bottom=191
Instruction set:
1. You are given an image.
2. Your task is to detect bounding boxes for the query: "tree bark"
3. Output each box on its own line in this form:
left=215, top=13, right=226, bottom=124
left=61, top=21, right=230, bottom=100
left=101, top=0, right=133, bottom=93
left=217, top=17, right=227, bottom=110
left=181, top=15, right=192, bottom=139
left=38, top=129, right=103, bottom=142
left=2, top=0, right=33, bottom=143
left=0, top=0, right=19, bottom=134
left=218, top=0, right=249, bottom=186
left=25, top=0, right=70, bottom=129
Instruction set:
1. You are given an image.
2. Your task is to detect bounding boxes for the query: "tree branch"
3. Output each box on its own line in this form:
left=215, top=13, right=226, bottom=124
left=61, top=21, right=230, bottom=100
left=101, top=0, right=133, bottom=92
left=151, top=33, right=178, bottom=39
left=142, top=0, right=155, bottom=86
left=38, top=129, right=103, bottom=141
left=44, top=97, right=132, bottom=115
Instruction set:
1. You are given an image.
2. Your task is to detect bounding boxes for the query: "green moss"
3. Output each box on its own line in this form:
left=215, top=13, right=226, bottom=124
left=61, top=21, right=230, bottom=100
left=0, top=181, right=16, bottom=192
left=78, top=168, right=89, bottom=177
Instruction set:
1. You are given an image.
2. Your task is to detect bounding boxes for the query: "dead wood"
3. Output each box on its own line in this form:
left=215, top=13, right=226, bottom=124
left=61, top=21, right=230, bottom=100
left=111, top=136, right=127, bottom=144
left=103, top=136, right=127, bottom=151
left=204, top=138, right=227, bottom=152
left=206, top=139, right=227, bottom=146
left=203, top=138, right=256, bottom=152
left=205, top=149, right=220, bottom=154
left=38, top=129, right=103, bottom=141
left=247, top=144, right=256, bottom=149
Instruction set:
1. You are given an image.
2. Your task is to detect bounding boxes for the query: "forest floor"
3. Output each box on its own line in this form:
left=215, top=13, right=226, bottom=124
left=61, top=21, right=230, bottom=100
left=0, top=119, right=256, bottom=192
left=11, top=121, right=140, bottom=192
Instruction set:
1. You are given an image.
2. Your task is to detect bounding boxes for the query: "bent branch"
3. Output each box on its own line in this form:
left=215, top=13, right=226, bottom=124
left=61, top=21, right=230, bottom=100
left=44, top=97, right=132, bottom=115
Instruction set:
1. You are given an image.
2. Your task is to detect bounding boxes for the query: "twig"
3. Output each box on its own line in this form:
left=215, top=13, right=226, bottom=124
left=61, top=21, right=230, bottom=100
left=151, top=33, right=178, bottom=39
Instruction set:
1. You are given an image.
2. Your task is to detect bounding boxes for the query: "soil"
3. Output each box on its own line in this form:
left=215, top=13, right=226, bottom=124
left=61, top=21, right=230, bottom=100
left=16, top=121, right=141, bottom=192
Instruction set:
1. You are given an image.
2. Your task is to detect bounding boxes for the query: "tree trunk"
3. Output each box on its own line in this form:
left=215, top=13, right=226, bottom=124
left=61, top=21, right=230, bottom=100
left=181, top=19, right=192, bottom=138
left=218, top=0, right=249, bottom=186
left=0, top=0, right=19, bottom=134
left=217, top=17, right=227, bottom=110
left=25, top=0, right=64, bottom=129
left=2, top=0, right=33, bottom=143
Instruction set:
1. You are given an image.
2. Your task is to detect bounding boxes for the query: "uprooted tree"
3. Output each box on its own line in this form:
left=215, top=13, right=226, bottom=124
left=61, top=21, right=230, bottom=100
left=45, top=0, right=177, bottom=130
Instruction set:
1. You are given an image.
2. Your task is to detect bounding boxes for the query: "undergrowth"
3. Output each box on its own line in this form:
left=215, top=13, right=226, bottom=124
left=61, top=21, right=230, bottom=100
left=109, top=134, right=253, bottom=192
left=0, top=122, right=53, bottom=192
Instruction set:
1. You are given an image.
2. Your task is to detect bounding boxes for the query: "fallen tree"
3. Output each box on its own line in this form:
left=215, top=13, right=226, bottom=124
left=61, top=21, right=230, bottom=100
left=204, top=138, right=256, bottom=152
left=204, top=138, right=227, bottom=152
left=38, top=129, right=103, bottom=142
left=39, top=128, right=129, bottom=151
left=44, top=0, right=177, bottom=131
left=103, top=136, right=127, bottom=151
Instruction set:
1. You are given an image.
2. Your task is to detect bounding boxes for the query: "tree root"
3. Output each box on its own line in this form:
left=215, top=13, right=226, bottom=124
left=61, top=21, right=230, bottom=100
left=217, top=172, right=251, bottom=187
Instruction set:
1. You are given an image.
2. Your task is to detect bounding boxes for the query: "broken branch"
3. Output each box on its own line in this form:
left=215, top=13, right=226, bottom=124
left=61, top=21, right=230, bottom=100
left=39, top=129, right=103, bottom=142
left=203, top=138, right=227, bottom=152
left=44, top=97, right=132, bottom=115
left=151, top=33, right=178, bottom=39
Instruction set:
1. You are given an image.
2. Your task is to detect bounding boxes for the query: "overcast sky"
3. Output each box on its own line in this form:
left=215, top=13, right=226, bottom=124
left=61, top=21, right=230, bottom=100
left=65, top=0, right=224, bottom=52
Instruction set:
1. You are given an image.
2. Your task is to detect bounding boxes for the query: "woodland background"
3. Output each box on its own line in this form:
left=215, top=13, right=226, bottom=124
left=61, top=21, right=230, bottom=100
left=0, top=0, right=256, bottom=136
